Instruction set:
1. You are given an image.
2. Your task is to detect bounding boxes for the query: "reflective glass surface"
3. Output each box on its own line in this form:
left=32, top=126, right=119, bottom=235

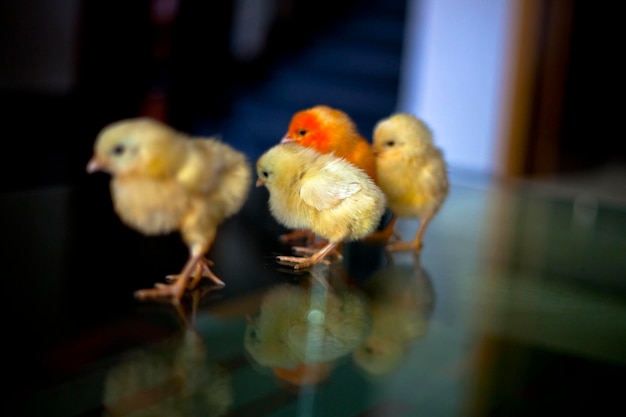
left=3, top=176, right=625, bottom=416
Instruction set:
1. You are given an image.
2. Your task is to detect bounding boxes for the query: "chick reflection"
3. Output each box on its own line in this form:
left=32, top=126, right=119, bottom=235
left=244, top=264, right=371, bottom=387
left=353, top=260, right=434, bottom=376
left=102, top=326, right=232, bottom=416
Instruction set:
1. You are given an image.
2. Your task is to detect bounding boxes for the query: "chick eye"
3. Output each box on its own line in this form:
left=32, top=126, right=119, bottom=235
left=112, top=144, right=126, bottom=156
left=385, top=140, right=396, bottom=147
left=261, top=170, right=269, bottom=178
left=298, top=129, right=307, bottom=136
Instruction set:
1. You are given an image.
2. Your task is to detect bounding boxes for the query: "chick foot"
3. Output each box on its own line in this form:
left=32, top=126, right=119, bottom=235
left=291, top=242, right=342, bottom=260
left=134, top=279, right=188, bottom=305
left=166, top=258, right=225, bottom=289
left=386, top=240, right=423, bottom=253
left=134, top=254, right=224, bottom=305
left=386, top=216, right=432, bottom=253
left=276, top=242, right=340, bottom=270
left=276, top=255, right=331, bottom=269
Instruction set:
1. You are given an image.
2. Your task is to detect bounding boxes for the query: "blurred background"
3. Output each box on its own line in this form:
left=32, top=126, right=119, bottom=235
left=1, top=3, right=624, bottom=415
left=0, top=0, right=624, bottom=200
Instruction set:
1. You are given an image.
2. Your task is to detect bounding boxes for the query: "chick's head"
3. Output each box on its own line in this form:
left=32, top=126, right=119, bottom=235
left=372, top=113, right=433, bottom=159
left=87, top=117, right=185, bottom=178
left=255, top=149, right=277, bottom=188
left=282, top=105, right=357, bottom=154
left=255, top=143, right=296, bottom=188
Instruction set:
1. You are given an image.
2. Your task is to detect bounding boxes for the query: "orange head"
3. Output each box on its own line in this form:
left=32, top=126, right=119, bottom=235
left=281, top=105, right=358, bottom=154
left=281, top=105, right=377, bottom=181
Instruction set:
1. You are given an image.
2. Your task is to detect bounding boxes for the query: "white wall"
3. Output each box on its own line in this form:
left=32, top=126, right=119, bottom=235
left=397, top=0, right=515, bottom=176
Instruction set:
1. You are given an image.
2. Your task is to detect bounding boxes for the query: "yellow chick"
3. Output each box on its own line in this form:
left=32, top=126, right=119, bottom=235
left=277, top=104, right=378, bottom=247
left=371, top=113, right=449, bottom=252
left=86, top=117, right=252, bottom=304
left=255, top=142, right=386, bottom=269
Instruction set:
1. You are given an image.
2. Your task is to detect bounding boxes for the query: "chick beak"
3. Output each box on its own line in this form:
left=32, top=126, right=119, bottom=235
left=86, top=157, right=103, bottom=173
left=256, top=178, right=265, bottom=187
left=280, top=136, right=293, bottom=144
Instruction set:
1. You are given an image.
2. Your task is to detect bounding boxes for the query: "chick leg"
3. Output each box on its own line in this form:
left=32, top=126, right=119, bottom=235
left=291, top=241, right=343, bottom=259
left=387, top=215, right=432, bottom=253
left=169, top=220, right=225, bottom=288
left=276, top=241, right=340, bottom=269
left=279, top=229, right=316, bottom=246
left=363, top=215, right=401, bottom=244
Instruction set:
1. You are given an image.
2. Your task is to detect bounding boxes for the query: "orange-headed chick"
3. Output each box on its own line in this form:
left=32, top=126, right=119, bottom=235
left=282, top=105, right=376, bottom=181
left=371, top=113, right=449, bottom=253
left=256, top=142, right=385, bottom=269
left=87, top=117, right=252, bottom=304
left=278, top=105, right=377, bottom=245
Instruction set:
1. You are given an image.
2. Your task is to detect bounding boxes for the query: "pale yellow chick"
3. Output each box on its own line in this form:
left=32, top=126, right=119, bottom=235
left=256, top=142, right=386, bottom=269
left=372, top=113, right=449, bottom=252
left=87, top=117, right=252, bottom=304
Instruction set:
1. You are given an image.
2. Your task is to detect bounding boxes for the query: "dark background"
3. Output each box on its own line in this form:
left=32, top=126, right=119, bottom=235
left=0, top=0, right=624, bottom=193
left=0, top=0, right=405, bottom=192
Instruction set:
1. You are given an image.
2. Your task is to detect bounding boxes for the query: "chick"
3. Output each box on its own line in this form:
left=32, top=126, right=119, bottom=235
left=86, top=117, right=252, bottom=303
left=282, top=105, right=376, bottom=181
left=103, top=329, right=233, bottom=417
left=371, top=113, right=449, bottom=252
left=278, top=105, right=378, bottom=245
left=256, top=142, right=385, bottom=269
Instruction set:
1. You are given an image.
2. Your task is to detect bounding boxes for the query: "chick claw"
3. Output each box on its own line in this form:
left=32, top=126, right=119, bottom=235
left=276, top=255, right=331, bottom=269
left=134, top=282, right=186, bottom=305
left=276, top=241, right=340, bottom=270
left=135, top=258, right=225, bottom=305
left=166, top=258, right=225, bottom=289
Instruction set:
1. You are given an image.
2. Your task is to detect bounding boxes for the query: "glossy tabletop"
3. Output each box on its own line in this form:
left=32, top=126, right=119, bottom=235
left=2, top=174, right=625, bottom=417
